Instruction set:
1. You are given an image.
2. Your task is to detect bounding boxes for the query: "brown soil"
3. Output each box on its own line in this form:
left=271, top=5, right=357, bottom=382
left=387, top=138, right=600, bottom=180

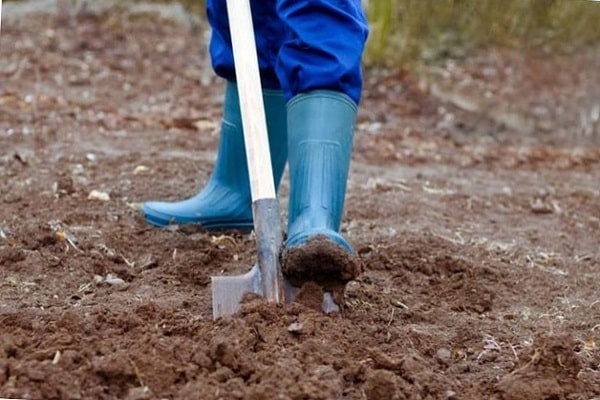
left=2, top=4, right=600, bottom=400
left=282, top=235, right=363, bottom=283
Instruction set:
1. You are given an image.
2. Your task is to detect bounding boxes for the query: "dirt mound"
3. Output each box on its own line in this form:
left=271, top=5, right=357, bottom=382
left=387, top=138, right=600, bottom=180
left=1, top=4, right=600, bottom=399
left=495, top=334, right=588, bottom=400
left=363, top=232, right=496, bottom=314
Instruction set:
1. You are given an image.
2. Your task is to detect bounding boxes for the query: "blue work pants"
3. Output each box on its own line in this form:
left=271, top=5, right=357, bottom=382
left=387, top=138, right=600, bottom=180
left=206, top=0, right=369, bottom=105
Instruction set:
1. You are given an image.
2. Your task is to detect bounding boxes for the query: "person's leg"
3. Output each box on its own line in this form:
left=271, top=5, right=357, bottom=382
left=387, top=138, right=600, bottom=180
left=142, top=0, right=287, bottom=230
left=143, top=82, right=287, bottom=229
left=275, top=0, right=369, bottom=104
left=276, top=0, right=369, bottom=281
left=209, top=0, right=284, bottom=91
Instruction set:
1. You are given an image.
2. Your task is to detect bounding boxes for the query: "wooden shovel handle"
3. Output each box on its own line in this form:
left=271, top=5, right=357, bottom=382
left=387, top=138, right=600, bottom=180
left=226, top=0, right=283, bottom=305
left=225, top=0, right=276, bottom=202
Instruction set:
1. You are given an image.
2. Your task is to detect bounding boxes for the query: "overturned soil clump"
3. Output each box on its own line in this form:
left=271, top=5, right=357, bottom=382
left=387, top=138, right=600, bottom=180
left=282, top=235, right=363, bottom=283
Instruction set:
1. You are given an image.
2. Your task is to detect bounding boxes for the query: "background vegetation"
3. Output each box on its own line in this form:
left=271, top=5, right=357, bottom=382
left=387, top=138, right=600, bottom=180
left=365, top=0, right=600, bottom=66
left=6, top=0, right=600, bottom=66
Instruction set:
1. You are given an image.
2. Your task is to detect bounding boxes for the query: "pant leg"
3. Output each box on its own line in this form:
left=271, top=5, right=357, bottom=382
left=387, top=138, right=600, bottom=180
left=275, top=0, right=369, bottom=104
left=206, top=0, right=285, bottom=89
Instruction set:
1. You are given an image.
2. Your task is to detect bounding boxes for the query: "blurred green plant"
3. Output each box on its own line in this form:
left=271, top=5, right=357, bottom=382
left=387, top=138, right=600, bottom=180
left=365, top=0, right=600, bottom=66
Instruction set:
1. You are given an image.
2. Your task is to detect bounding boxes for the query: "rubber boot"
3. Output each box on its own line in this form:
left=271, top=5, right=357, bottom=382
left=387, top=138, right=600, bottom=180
left=142, top=82, right=287, bottom=230
left=283, top=91, right=362, bottom=282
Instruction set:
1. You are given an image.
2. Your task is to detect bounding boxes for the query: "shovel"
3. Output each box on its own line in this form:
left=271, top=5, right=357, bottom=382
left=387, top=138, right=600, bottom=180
left=211, top=0, right=284, bottom=319
left=211, top=0, right=341, bottom=319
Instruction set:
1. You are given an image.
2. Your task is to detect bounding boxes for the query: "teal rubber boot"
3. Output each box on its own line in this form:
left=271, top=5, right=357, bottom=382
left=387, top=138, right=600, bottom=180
left=142, top=82, right=287, bottom=230
left=283, top=91, right=362, bottom=282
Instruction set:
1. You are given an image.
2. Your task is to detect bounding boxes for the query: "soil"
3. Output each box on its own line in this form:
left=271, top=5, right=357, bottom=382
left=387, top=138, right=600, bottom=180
left=282, top=235, right=363, bottom=283
left=1, top=3, right=600, bottom=400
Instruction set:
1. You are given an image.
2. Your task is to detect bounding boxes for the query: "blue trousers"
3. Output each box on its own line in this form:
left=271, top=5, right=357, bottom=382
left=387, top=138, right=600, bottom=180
left=207, top=0, right=369, bottom=105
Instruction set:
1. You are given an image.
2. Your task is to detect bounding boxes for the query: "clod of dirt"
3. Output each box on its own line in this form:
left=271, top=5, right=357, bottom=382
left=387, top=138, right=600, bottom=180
left=495, top=333, right=585, bottom=400
left=53, top=174, right=76, bottom=197
left=209, top=338, right=255, bottom=379
left=0, top=247, right=26, bottom=265
left=282, top=235, right=363, bottom=282
left=364, top=369, right=401, bottom=400
left=294, top=281, right=326, bottom=311
left=91, top=353, right=139, bottom=394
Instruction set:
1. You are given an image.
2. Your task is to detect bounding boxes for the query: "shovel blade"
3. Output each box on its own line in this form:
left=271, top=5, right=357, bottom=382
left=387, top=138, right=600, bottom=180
left=211, top=264, right=341, bottom=319
left=211, top=264, right=262, bottom=319
left=211, top=198, right=286, bottom=319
